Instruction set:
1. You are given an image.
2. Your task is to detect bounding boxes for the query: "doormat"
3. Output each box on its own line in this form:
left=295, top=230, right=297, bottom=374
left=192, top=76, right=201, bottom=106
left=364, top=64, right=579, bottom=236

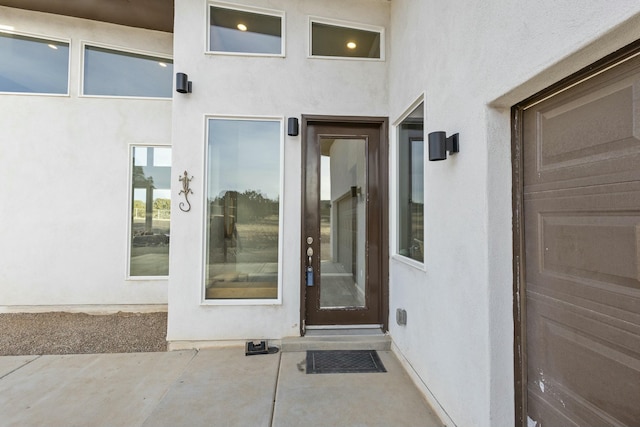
left=306, top=350, right=386, bottom=374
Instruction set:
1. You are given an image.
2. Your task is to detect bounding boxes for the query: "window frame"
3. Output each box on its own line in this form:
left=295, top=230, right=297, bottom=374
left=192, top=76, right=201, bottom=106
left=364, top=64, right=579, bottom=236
left=0, top=30, right=71, bottom=96
left=80, top=41, right=173, bottom=100
left=201, top=115, right=285, bottom=305
left=393, top=95, right=426, bottom=270
left=126, top=143, right=172, bottom=281
left=205, top=1, right=286, bottom=57
left=308, top=16, right=385, bottom=61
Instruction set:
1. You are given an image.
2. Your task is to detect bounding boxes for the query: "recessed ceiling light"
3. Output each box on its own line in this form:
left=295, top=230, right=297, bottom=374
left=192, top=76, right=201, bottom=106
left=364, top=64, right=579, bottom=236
left=48, top=44, right=58, bottom=50
left=346, top=41, right=357, bottom=49
left=158, top=62, right=167, bottom=67
left=237, top=23, right=248, bottom=31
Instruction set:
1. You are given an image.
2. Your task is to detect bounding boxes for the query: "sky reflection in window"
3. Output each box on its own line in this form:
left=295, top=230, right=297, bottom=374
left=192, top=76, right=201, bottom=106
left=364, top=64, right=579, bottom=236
left=207, top=119, right=281, bottom=201
left=0, top=33, right=69, bottom=94
left=83, top=46, right=173, bottom=97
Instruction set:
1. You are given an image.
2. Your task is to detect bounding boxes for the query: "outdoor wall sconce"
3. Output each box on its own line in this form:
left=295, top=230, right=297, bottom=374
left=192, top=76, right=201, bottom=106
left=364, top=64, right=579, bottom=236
left=176, top=72, right=192, bottom=94
left=428, top=131, right=459, bottom=161
left=287, top=117, right=299, bottom=136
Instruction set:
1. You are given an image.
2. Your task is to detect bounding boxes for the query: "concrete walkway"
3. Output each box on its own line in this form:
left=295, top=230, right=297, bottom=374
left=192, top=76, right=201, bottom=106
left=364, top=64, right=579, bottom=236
left=0, top=348, right=443, bottom=427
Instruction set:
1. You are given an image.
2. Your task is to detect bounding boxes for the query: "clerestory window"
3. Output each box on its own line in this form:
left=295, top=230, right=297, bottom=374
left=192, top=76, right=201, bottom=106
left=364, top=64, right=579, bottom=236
left=82, top=44, right=173, bottom=98
left=310, top=18, right=384, bottom=60
left=0, top=32, right=69, bottom=95
left=208, top=3, right=284, bottom=56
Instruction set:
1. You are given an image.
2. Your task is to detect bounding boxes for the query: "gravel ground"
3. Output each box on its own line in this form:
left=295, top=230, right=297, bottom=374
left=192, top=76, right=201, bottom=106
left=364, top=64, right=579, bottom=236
left=0, top=312, right=167, bottom=356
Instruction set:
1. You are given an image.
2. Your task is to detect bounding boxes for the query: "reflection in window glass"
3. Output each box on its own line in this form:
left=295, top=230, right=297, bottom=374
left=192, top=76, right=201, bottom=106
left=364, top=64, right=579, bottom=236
left=130, top=147, right=171, bottom=277
left=311, top=22, right=381, bottom=59
left=84, top=46, right=173, bottom=97
left=398, top=103, right=424, bottom=262
left=209, top=5, right=282, bottom=55
left=319, top=138, right=367, bottom=309
left=0, top=33, right=69, bottom=94
left=206, top=119, right=281, bottom=300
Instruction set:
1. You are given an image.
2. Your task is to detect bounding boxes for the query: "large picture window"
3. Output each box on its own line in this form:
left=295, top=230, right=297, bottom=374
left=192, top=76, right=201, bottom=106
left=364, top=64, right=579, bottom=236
left=397, top=102, right=424, bottom=263
left=129, top=146, right=171, bottom=277
left=208, top=4, right=284, bottom=55
left=0, top=32, right=69, bottom=94
left=83, top=45, right=173, bottom=98
left=205, top=118, right=282, bottom=300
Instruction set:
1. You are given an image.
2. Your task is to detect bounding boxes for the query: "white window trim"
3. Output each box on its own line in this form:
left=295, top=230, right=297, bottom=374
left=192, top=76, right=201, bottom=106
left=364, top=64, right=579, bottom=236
left=205, top=1, right=286, bottom=58
left=391, top=93, right=427, bottom=271
left=307, top=16, right=385, bottom=61
left=201, top=114, right=285, bottom=305
left=79, top=41, right=173, bottom=100
left=125, top=143, right=172, bottom=281
left=0, top=29, right=71, bottom=97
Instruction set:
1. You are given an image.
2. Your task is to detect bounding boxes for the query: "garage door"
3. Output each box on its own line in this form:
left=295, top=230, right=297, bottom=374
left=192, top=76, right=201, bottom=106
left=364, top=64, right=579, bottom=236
left=522, top=51, right=640, bottom=426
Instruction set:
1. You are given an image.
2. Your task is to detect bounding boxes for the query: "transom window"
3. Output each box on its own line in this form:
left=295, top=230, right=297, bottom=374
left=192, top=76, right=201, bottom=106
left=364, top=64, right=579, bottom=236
left=397, top=102, right=424, bottom=263
left=310, top=19, right=383, bottom=59
left=0, top=32, right=69, bottom=94
left=83, top=45, right=173, bottom=98
left=208, top=4, right=284, bottom=55
left=205, top=118, right=282, bottom=301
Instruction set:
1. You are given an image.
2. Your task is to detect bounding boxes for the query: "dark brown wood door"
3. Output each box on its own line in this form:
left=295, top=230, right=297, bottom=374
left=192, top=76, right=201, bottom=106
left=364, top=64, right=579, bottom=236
left=522, top=53, right=640, bottom=426
left=301, top=117, right=388, bottom=329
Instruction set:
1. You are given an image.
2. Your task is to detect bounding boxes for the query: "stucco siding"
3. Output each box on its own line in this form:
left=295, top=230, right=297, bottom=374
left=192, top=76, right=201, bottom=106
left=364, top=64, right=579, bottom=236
left=168, top=0, right=390, bottom=343
left=0, top=7, right=173, bottom=308
left=388, top=1, right=640, bottom=426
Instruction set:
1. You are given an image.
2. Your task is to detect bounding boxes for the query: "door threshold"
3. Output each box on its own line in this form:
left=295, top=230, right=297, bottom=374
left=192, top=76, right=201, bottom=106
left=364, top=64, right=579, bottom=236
left=305, top=325, right=385, bottom=337
left=283, top=333, right=390, bottom=352
left=306, top=324, right=382, bottom=330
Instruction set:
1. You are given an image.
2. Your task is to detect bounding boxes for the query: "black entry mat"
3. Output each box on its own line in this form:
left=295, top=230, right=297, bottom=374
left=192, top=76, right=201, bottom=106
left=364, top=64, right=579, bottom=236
left=306, top=350, right=387, bottom=374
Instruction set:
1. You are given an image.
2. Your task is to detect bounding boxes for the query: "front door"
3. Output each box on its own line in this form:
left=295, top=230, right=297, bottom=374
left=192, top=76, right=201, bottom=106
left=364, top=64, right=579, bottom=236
left=301, top=116, right=388, bottom=331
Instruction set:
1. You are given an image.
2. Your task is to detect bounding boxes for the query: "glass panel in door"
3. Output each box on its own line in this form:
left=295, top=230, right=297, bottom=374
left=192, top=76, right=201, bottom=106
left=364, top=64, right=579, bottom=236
left=319, top=138, right=366, bottom=308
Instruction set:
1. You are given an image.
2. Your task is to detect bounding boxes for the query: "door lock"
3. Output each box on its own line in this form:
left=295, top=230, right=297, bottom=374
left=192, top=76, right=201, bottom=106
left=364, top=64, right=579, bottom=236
left=305, top=238, right=314, bottom=286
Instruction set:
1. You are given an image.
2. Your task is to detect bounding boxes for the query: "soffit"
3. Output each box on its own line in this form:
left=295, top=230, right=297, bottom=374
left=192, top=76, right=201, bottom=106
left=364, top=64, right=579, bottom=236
left=0, top=0, right=174, bottom=33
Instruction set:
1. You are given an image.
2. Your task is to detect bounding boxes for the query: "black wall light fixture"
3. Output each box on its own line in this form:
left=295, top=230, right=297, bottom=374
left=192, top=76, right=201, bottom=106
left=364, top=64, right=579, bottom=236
left=287, top=117, right=299, bottom=136
left=176, top=72, right=192, bottom=94
left=428, top=131, right=459, bottom=161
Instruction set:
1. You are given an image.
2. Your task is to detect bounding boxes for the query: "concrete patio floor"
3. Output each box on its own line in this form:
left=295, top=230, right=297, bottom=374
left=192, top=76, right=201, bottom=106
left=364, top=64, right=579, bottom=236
left=0, top=348, right=443, bottom=427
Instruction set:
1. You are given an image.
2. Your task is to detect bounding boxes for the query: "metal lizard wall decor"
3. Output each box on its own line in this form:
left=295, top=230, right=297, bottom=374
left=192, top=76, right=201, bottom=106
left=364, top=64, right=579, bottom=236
left=179, top=171, right=193, bottom=212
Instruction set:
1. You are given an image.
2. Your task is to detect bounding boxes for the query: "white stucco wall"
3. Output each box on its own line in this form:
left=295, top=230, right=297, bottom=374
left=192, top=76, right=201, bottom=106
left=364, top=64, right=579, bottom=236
left=0, top=7, right=173, bottom=310
left=167, top=0, right=389, bottom=342
left=387, top=1, right=640, bottom=426
left=5, top=1, right=639, bottom=425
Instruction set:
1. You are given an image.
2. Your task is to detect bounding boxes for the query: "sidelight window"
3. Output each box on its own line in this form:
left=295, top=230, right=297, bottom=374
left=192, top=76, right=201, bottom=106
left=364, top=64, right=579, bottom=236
left=397, top=102, right=424, bottom=263
left=205, top=118, right=282, bottom=301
